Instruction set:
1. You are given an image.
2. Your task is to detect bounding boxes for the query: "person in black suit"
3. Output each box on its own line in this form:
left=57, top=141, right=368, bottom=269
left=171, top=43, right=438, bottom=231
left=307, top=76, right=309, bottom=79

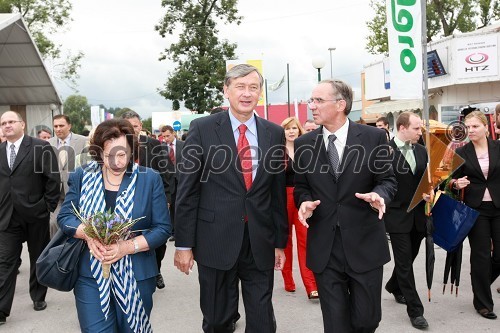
left=160, top=124, right=184, bottom=242
left=0, top=111, right=60, bottom=325
left=384, top=112, right=429, bottom=329
left=294, top=80, right=397, bottom=333
left=452, top=111, right=500, bottom=320
left=174, top=64, right=287, bottom=333
left=122, top=110, right=171, bottom=290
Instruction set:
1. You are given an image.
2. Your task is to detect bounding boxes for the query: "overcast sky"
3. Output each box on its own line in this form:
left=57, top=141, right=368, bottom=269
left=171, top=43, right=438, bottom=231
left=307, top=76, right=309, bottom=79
left=51, top=0, right=381, bottom=119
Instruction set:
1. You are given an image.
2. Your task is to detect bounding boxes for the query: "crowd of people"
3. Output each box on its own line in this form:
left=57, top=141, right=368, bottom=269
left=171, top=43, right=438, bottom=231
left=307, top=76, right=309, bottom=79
left=0, top=64, right=499, bottom=332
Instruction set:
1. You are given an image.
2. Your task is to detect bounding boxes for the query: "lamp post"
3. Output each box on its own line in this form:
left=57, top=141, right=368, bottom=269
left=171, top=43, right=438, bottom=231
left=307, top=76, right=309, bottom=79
left=312, top=58, right=326, bottom=82
left=328, top=47, right=336, bottom=78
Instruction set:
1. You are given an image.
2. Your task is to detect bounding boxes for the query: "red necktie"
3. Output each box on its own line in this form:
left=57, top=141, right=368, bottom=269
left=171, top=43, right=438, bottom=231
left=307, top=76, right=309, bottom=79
left=237, top=124, right=252, bottom=191
left=169, top=143, right=176, bottom=164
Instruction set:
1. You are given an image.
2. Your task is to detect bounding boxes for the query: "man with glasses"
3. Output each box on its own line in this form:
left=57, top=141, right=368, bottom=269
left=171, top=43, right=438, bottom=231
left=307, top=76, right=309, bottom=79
left=0, top=111, right=60, bottom=325
left=294, top=80, right=397, bottom=332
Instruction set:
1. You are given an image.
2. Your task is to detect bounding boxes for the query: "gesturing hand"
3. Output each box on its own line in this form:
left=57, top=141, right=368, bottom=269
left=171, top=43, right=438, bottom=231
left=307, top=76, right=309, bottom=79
left=355, top=192, right=386, bottom=220
left=298, top=200, right=321, bottom=228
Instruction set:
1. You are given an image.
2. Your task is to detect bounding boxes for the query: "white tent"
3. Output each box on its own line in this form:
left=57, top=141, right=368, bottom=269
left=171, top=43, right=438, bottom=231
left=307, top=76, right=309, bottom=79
left=0, top=13, right=62, bottom=135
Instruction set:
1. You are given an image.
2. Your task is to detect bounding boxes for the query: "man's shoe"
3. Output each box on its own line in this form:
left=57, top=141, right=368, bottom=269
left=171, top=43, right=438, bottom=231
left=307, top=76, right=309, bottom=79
left=410, top=316, right=429, bottom=329
left=0, top=312, right=6, bottom=325
left=477, top=308, right=497, bottom=319
left=385, top=286, right=406, bottom=304
left=156, top=274, right=165, bottom=289
left=33, top=301, right=47, bottom=311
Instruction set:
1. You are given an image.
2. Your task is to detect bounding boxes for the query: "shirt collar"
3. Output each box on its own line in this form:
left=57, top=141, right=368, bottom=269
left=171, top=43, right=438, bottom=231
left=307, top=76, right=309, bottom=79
left=228, top=109, right=257, bottom=137
left=322, top=118, right=349, bottom=145
left=58, top=132, right=72, bottom=145
left=394, top=136, right=411, bottom=149
left=8, top=135, right=24, bottom=149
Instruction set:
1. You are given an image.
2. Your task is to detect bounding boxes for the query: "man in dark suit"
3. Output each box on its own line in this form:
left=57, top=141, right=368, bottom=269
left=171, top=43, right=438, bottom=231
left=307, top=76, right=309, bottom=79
left=121, top=110, right=171, bottom=290
left=0, top=111, right=60, bottom=325
left=294, top=80, right=397, bottom=333
left=174, top=64, right=287, bottom=333
left=160, top=124, right=184, bottom=242
left=384, top=112, right=429, bottom=329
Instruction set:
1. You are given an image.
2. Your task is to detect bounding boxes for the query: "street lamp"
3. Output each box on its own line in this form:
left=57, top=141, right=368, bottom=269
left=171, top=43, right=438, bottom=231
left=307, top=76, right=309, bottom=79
left=312, top=58, right=326, bottom=82
left=328, top=47, right=336, bottom=78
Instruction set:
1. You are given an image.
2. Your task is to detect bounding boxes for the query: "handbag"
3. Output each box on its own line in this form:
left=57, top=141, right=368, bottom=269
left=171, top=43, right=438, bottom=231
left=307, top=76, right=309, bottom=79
left=36, top=229, right=85, bottom=292
left=431, top=191, right=479, bottom=252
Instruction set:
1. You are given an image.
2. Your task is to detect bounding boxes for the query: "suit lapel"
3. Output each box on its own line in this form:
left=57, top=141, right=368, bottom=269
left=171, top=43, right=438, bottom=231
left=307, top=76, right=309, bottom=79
left=215, top=112, right=246, bottom=190
left=251, top=117, right=271, bottom=190
left=465, top=142, right=484, bottom=180
left=11, top=135, right=31, bottom=173
left=487, top=139, right=499, bottom=178
left=338, top=121, right=362, bottom=179
left=311, top=127, right=329, bottom=174
left=0, top=142, right=8, bottom=173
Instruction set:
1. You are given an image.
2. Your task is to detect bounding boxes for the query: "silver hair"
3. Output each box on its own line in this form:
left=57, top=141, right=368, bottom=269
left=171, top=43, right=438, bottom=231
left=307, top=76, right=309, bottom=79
left=224, top=64, right=264, bottom=87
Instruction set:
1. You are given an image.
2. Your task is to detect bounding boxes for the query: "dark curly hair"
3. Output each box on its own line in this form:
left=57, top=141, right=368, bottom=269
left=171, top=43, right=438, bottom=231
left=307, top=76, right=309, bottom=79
left=88, top=119, right=138, bottom=164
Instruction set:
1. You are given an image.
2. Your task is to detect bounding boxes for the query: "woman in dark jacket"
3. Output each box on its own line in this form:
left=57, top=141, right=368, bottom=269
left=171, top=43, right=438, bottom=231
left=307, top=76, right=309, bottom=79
left=452, top=111, right=500, bottom=320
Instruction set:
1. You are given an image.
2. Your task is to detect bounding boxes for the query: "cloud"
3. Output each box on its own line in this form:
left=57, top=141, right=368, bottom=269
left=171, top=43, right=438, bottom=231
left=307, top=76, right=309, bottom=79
left=50, top=0, right=380, bottom=119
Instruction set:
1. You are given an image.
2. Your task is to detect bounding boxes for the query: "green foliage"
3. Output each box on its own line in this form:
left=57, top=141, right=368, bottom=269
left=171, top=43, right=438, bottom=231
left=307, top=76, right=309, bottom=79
left=63, top=95, right=90, bottom=134
left=142, top=117, right=153, bottom=133
left=0, top=0, right=84, bottom=90
left=155, top=0, right=241, bottom=114
left=366, top=0, right=500, bottom=55
left=172, top=100, right=180, bottom=111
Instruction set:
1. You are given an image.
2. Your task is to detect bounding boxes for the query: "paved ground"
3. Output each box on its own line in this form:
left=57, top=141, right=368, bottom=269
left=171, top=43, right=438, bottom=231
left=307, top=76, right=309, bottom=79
left=2, top=237, right=499, bottom=332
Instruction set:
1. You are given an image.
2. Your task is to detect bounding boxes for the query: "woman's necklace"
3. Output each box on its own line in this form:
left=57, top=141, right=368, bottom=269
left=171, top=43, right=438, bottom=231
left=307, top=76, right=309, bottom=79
left=104, top=168, right=123, bottom=187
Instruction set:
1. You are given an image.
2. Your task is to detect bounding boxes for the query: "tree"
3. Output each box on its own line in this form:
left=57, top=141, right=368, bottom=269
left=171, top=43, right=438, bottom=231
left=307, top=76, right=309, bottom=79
left=63, top=95, right=90, bottom=134
left=142, top=117, right=153, bottom=133
left=366, top=0, right=500, bottom=55
left=155, top=0, right=241, bottom=114
left=0, top=0, right=84, bottom=90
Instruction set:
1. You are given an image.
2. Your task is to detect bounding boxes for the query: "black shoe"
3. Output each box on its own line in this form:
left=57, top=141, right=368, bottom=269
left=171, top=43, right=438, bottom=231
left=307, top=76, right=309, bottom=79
left=156, top=274, right=165, bottom=289
left=386, top=288, right=406, bottom=304
left=477, top=309, right=497, bottom=319
left=33, top=301, right=47, bottom=311
left=0, top=312, right=6, bottom=325
left=410, top=316, right=429, bottom=329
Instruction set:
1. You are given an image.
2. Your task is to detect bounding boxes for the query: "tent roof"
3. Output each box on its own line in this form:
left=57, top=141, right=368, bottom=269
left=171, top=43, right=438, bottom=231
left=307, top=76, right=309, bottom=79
left=0, top=13, right=61, bottom=106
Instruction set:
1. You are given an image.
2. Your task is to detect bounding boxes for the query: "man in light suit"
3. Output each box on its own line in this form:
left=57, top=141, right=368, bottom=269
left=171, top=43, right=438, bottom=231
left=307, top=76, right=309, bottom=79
left=0, top=111, right=60, bottom=325
left=160, top=124, right=184, bottom=242
left=48, top=115, right=87, bottom=237
left=384, top=112, right=429, bottom=329
left=294, top=80, right=397, bottom=333
left=174, top=64, right=288, bottom=333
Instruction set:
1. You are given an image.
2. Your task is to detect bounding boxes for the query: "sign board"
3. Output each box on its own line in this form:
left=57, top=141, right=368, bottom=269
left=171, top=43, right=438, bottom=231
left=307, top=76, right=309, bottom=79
left=172, top=120, right=181, bottom=131
left=455, top=34, right=498, bottom=79
left=386, top=0, right=422, bottom=99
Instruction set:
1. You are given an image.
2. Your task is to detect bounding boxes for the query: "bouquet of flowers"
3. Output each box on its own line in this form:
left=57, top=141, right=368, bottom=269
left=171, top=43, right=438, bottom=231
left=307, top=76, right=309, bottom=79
left=72, top=202, right=144, bottom=278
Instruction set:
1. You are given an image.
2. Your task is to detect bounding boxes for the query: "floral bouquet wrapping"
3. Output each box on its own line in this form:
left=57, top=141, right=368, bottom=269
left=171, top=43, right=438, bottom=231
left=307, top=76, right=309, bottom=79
left=72, top=202, right=144, bottom=278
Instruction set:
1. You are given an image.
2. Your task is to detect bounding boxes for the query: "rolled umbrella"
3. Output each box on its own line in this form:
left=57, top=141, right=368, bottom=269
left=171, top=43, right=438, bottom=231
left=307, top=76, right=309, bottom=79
left=425, top=208, right=435, bottom=302
left=442, top=250, right=453, bottom=294
left=442, top=244, right=463, bottom=296
left=450, top=244, right=463, bottom=297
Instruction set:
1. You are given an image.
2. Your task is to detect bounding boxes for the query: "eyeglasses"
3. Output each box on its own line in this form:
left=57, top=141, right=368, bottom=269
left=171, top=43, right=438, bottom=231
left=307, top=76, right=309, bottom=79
left=0, top=120, right=23, bottom=127
left=306, top=97, right=343, bottom=105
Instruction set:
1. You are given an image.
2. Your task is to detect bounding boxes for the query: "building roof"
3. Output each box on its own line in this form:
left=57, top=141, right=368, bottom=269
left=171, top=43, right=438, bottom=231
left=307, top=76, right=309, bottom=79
left=0, top=13, right=61, bottom=106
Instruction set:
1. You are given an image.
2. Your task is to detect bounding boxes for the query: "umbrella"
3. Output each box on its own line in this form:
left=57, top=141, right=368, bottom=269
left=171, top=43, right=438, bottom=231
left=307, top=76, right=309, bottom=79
left=442, top=242, right=463, bottom=297
left=425, top=194, right=435, bottom=302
